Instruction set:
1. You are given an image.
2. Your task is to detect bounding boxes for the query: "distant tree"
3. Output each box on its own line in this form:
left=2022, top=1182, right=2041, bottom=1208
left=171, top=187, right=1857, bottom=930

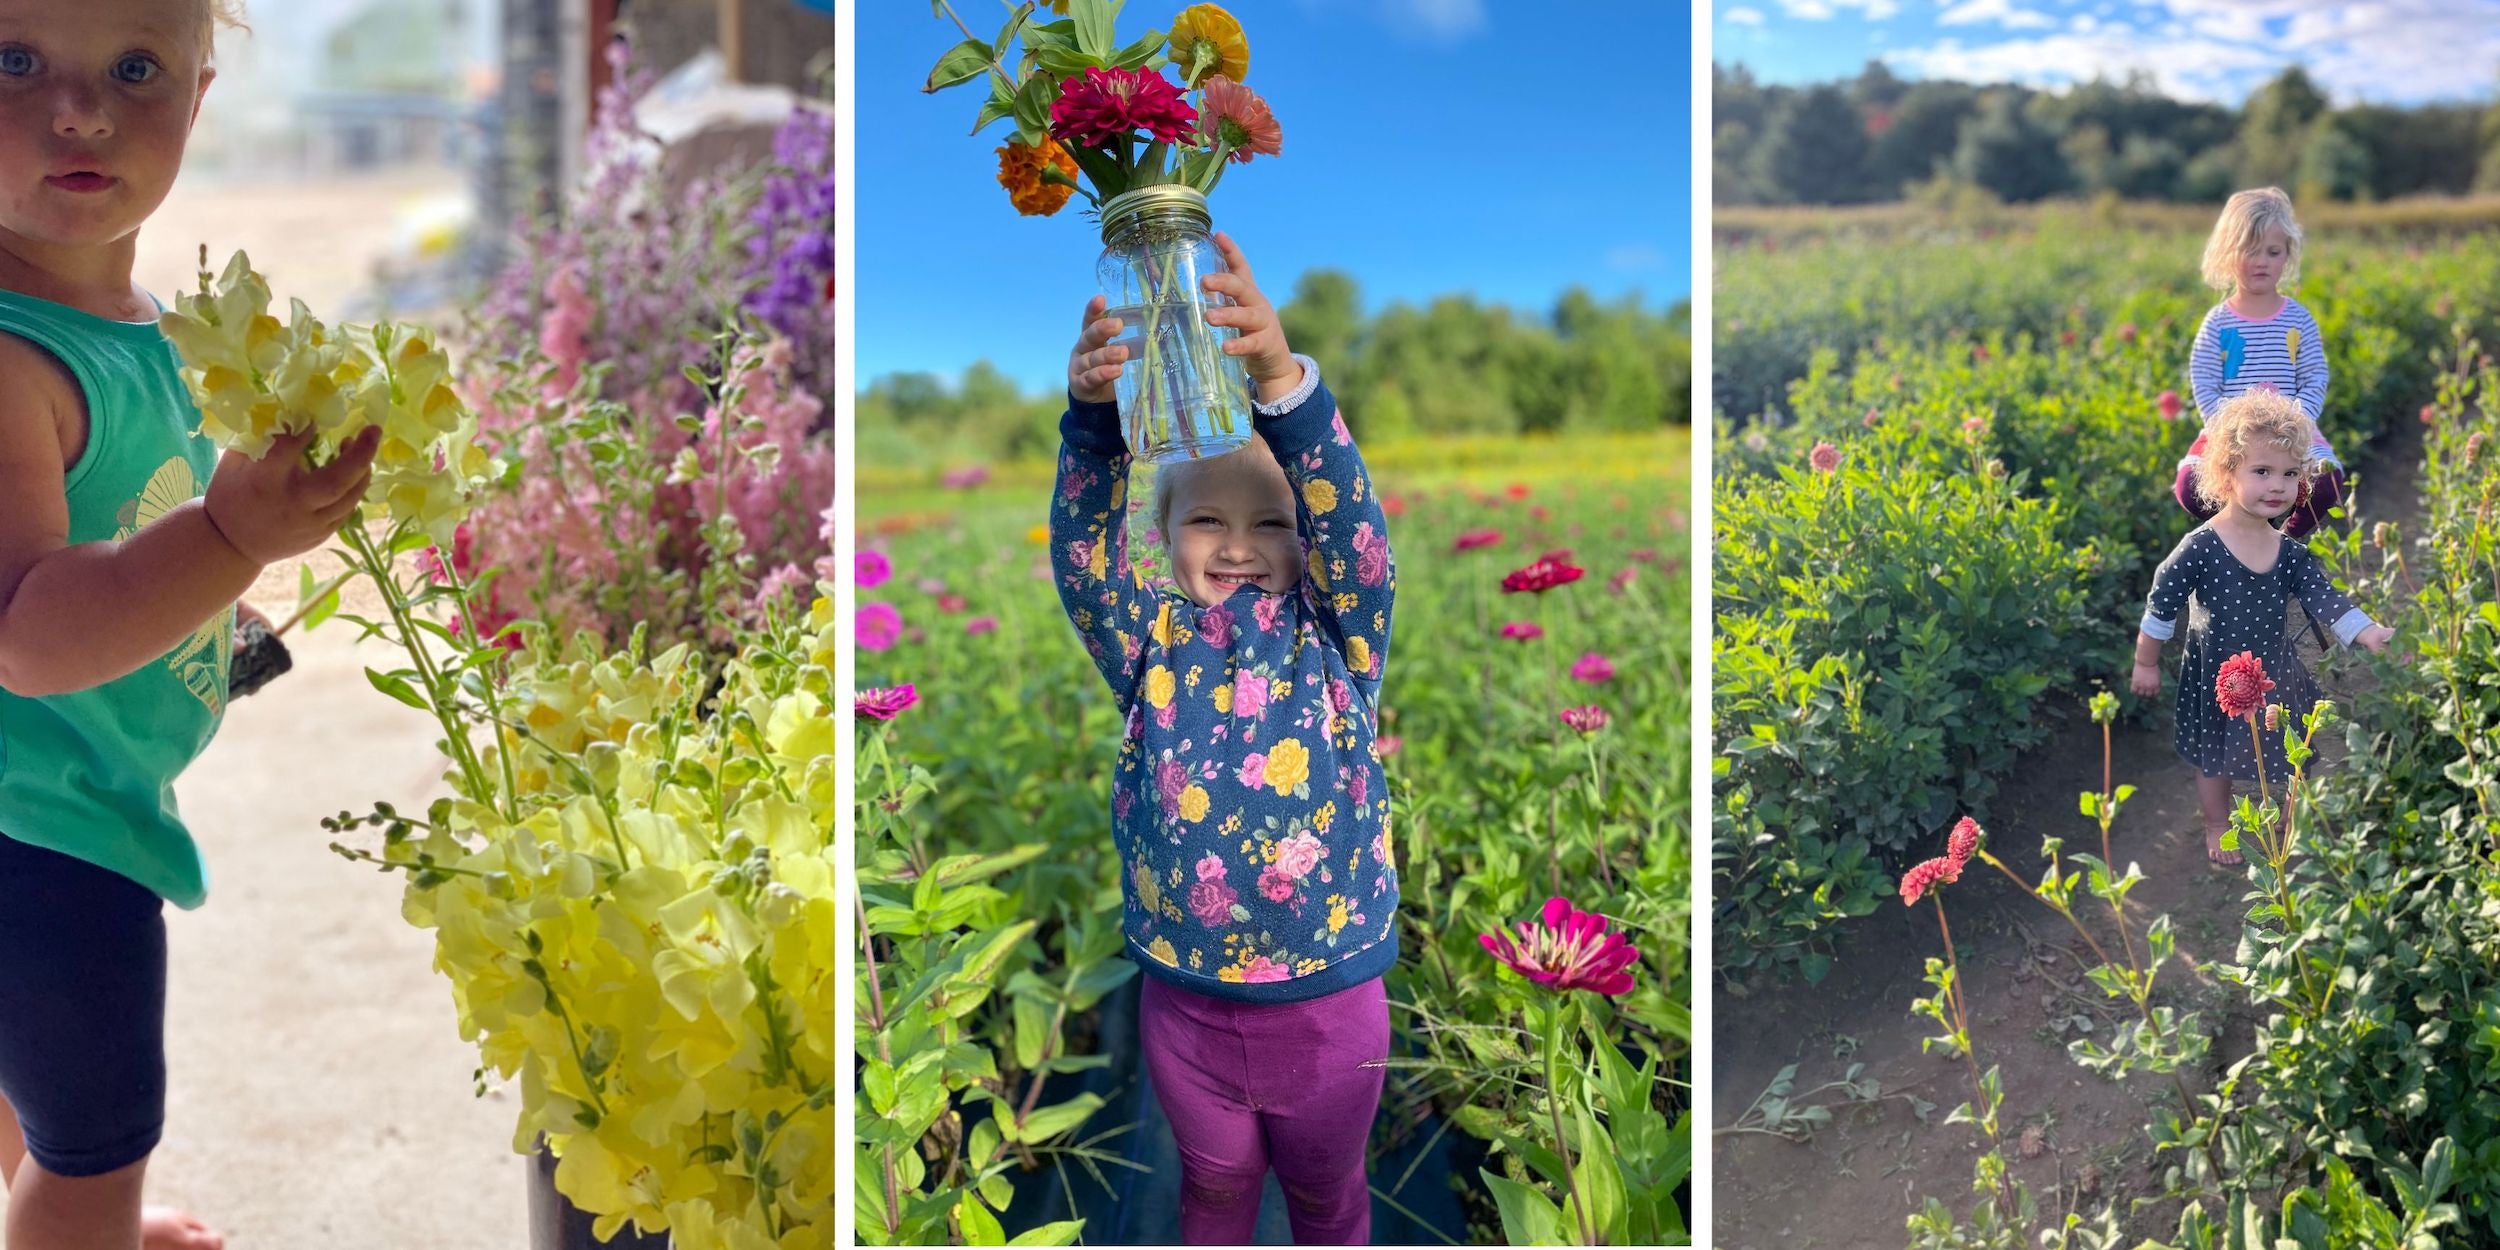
left=2340, top=104, right=2478, bottom=198
left=2296, top=115, right=2372, bottom=203
left=2109, top=134, right=2188, bottom=200
left=2179, top=144, right=2240, bottom=203
left=1755, top=84, right=1873, bottom=204
left=2237, top=67, right=2330, bottom=189
left=1954, top=90, right=2069, bottom=202
left=1865, top=80, right=1979, bottom=197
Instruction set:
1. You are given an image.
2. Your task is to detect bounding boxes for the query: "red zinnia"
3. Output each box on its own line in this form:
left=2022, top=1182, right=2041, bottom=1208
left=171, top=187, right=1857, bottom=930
left=2157, top=390, right=2182, bottom=421
left=1498, top=621, right=1544, bottom=641
left=1050, top=67, right=1197, bottom=149
left=1946, top=816, right=1981, bottom=868
left=1478, top=896, right=1640, bottom=996
left=855, top=684, right=919, bottom=720
left=1559, top=705, right=1610, bottom=735
left=1506, top=483, right=1531, bottom=500
left=1570, top=653, right=1615, bottom=684
left=1809, top=441, right=1842, bottom=473
left=1454, top=528, right=1503, bottom=552
left=1899, top=855, right=1960, bottom=907
left=1502, top=554, right=1586, bottom=594
left=2215, top=651, right=2274, bottom=720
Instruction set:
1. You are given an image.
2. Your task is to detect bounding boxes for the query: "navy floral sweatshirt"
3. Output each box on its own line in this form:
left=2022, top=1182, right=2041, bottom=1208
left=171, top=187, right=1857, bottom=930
left=1049, top=358, right=1399, bottom=1004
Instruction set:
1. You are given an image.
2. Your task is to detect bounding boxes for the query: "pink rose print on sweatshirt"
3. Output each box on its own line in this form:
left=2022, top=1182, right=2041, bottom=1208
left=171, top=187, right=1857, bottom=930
left=1233, top=672, right=1270, bottom=720
left=1254, top=594, right=1287, bottom=634
left=1274, top=831, right=1325, bottom=881
left=1198, top=603, right=1236, bottom=648
left=1257, top=864, right=1295, bottom=903
left=1188, top=853, right=1239, bottom=925
left=1353, top=521, right=1388, bottom=586
left=1156, top=759, right=1187, bottom=806
left=1238, top=752, right=1268, bottom=789
left=1241, top=955, right=1291, bottom=983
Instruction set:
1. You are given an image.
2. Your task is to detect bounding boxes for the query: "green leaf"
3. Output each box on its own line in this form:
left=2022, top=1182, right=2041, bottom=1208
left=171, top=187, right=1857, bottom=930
left=956, top=1195, right=1006, bottom=1246
left=1068, top=0, right=1119, bottom=58
left=1481, top=1170, right=1566, bottom=1245
left=1567, top=1103, right=1628, bottom=1238
left=925, top=38, right=994, bottom=93
left=1010, top=71, right=1058, bottom=147
left=364, top=668, right=430, bottom=711
left=1002, top=1092, right=1102, bottom=1144
left=1013, top=994, right=1050, bottom=1070
left=1005, top=1221, right=1086, bottom=1247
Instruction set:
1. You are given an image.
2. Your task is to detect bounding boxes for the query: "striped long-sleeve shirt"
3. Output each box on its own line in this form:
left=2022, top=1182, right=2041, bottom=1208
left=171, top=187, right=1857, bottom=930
left=2185, top=297, right=2337, bottom=467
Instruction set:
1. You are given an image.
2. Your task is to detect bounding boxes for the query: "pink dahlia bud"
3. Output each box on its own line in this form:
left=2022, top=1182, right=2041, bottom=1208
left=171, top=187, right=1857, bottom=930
left=1946, top=816, right=1982, bottom=868
left=1900, top=856, right=1961, bottom=907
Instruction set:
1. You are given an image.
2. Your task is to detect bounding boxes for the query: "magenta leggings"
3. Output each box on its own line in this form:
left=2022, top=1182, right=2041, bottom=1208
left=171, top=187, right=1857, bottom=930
left=2173, top=458, right=2346, bottom=539
left=1139, top=974, right=1389, bottom=1245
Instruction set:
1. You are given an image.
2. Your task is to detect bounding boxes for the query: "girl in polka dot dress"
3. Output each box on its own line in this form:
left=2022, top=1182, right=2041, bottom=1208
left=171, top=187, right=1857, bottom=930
left=2132, top=392, right=2394, bottom=866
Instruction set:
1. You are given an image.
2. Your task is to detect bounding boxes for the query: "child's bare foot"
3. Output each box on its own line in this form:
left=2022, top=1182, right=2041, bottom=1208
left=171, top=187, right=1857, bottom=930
left=143, top=1205, right=224, bottom=1250
left=2204, top=828, right=2243, bottom=868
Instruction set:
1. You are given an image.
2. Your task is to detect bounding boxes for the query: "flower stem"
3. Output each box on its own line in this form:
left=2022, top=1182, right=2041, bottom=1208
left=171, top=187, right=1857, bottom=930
left=1542, top=997, right=1593, bottom=1245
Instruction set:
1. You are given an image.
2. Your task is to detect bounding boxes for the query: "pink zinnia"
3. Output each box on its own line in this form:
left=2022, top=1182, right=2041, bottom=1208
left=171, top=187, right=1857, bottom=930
left=854, top=684, right=918, bottom=721
left=1499, top=621, right=1545, bottom=642
left=1454, top=528, right=1503, bottom=552
left=937, top=592, right=967, bottom=614
left=1899, top=855, right=1960, bottom=907
left=1197, top=75, right=1280, bottom=164
left=858, top=603, right=902, bottom=652
left=1809, top=441, right=1841, bottom=473
left=1571, top=653, right=1616, bottom=684
left=1477, top=896, right=1641, bottom=997
left=1375, top=735, right=1402, bottom=759
left=1862, top=408, right=1881, bottom=429
left=1502, top=554, right=1585, bottom=594
left=1559, top=705, right=1610, bottom=735
left=2215, top=651, right=2275, bottom=720
left=1049, top=66, right=1196, bottom=149
left=1608, top=566, right=1637, bottom=594
left=856, top=550, right=892, bottom=589
left=2157, top=390, right=2183, bottom=421
left=1946, top=816, right=1982, bottom=868
left=965, top=616, right=998, bottom=636
left=942, top=464, right=990, bottom=490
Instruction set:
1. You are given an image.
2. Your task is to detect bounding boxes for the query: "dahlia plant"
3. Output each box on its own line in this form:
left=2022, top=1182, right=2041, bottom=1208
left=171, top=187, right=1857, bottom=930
left=170, top=253, right=836, bottom=1250
left=924, top=0, right=1282, bottom=218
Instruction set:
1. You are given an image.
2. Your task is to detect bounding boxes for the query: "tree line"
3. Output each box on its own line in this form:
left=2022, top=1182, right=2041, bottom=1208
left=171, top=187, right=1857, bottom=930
left=1716, top=61, right=2500, bottom=207
left=858, top=272, right=1692, bottom=467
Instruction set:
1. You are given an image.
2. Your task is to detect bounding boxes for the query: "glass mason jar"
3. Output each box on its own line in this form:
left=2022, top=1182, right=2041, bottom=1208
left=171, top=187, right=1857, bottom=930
left=1095, top=185, right=1253, bottom=464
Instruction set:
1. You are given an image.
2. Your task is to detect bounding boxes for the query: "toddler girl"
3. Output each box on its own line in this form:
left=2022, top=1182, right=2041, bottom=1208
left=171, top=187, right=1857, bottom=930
left=2134, top=392, right=2393, bottom=866
left=2174, top=186, right=2344, bottom=539
left=0, top=3, right=380, bottom=1247
left=1050, top=233, right=1396, bottom=1245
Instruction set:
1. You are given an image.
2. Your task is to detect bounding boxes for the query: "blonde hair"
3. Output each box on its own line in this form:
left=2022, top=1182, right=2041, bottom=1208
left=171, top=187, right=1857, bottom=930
left=2200, top=186, right=2304, bottom=291
left=2194, top=391, right=2319, bottom=509
left=199, top=0, right=247, bottom=57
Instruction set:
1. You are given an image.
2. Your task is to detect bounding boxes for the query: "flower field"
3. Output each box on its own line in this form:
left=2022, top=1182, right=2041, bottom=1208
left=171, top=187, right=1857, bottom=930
left=1713, top=212, right=2500, bottom=1245
left=855, top=431, right=1691, bottom=1244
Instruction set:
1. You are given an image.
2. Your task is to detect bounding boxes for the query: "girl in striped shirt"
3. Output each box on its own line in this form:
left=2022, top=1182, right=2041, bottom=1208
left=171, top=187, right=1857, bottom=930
left=2171, top=187, right=2344, bottom=539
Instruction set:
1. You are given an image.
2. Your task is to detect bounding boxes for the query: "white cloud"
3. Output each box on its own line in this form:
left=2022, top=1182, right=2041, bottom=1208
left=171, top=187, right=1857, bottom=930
left=1384, top=0, right=1487, bottom=39
left=1723, top=5, right=1769, bottom=24
left=1938, top=0, right=2060, bottom=29
left=1893, top=0, right=2500, bottom=105
left=1774, top=0, right=1900, bottom=19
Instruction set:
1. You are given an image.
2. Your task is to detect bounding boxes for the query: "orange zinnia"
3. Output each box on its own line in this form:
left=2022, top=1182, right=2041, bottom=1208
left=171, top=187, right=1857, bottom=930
left=1167, top=4, right=1248, bottom=87
left=995, top=138, right=1080, bottom=217
left=1198, top=75, right=1281, bottom=164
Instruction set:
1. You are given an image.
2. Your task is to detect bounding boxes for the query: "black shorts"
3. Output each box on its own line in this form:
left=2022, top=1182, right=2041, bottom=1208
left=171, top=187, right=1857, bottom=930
left=0, top=833, right=167, bottom=1177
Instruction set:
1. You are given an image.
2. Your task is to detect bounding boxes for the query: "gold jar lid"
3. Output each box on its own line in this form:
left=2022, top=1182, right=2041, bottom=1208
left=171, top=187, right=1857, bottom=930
left=1099, top=184, right=1213, bottom=243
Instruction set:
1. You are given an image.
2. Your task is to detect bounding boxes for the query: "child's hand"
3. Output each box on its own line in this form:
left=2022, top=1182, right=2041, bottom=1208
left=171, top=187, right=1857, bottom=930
left=2356, top=624, right=2396, bottom=654
left=202, top=426, right=381, bottom=567
left=1068, top=295, right=1126, bottom=405
left=1201, top=232, right=1300, bottom=404
left=2130, top=662, right=2161, bottom=697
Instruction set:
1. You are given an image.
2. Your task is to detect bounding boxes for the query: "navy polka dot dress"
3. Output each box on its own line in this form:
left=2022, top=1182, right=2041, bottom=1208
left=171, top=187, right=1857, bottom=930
left=2141, top=526, right=2371, bottom=783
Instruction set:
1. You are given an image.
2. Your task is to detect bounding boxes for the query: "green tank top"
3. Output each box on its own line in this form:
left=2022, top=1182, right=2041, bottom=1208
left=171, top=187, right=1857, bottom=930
left=0, top=288, right=228, bottom=909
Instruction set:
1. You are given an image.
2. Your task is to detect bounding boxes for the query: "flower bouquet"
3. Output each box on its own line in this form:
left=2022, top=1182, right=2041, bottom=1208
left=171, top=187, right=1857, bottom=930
left=925, top=0, right=1284, bottom=463
left=162, top=253, right=835, bottom=1250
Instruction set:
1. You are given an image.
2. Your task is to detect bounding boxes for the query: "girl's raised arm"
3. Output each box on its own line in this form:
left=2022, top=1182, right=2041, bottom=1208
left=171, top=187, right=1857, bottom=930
left=1048, top=398, right=1158, bottom=707
left=1257, top=358, right=1395, bottom=705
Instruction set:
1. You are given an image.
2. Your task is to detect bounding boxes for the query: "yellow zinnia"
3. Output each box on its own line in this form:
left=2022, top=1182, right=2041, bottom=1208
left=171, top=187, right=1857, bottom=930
left=1264, top=738, right=1310, bottom=795
left=1167, top=4, right=1248, bottom=87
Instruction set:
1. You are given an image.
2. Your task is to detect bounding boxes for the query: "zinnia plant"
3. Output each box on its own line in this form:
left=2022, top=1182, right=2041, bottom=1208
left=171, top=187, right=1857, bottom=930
left=1479, top=897, right=1642, bottom=1245
left=925, top=0, right=1283, bottom=214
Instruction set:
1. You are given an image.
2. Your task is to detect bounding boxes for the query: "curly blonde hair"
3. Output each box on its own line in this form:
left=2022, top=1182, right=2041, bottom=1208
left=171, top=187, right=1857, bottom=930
left=2200, top=186, right=2304, bottom=292
left=2194, top=390, right=2319, bottom=509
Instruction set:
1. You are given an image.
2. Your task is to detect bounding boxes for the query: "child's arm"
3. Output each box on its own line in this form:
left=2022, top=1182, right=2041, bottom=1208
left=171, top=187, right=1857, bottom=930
left=2133, top=531, right=2205, bottom=693
left=2188, top=308, right=2226, bottom=421
left=2292, top=302, right=2330, bottom=422
left=1047, top=297, right=1156, bottom=706
left=2287, top=545, right=2392, bottom=653
left=1204, top=234, right=1394, bottom=699
left=0, top=339, right=377, bottom=697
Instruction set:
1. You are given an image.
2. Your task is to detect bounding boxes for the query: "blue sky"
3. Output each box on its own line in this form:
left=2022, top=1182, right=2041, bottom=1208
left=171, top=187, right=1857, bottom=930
left=1714, top=0, right=2500, bottom=107
left=859, top=1, right=1691, bottom=393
